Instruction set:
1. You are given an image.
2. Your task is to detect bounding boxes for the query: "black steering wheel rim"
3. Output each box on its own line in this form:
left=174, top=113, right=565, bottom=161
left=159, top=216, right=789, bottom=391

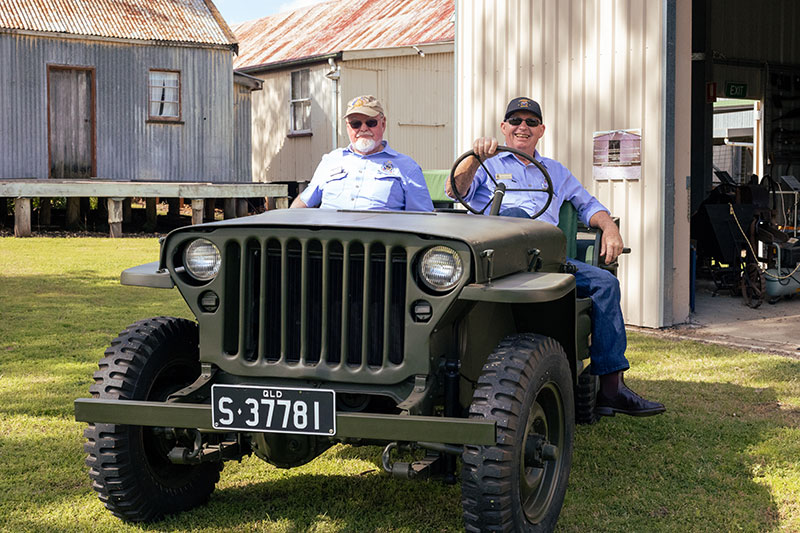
left=448, top=146, right=555, bottom=219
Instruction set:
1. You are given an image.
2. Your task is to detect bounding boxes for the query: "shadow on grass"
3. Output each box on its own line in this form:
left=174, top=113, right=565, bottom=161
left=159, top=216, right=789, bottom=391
left=25, top=380, right=782, bottom=531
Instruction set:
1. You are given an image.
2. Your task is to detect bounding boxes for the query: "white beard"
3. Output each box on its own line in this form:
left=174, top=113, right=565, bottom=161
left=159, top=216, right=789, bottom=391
left=354, top=137, right=377, bottom=154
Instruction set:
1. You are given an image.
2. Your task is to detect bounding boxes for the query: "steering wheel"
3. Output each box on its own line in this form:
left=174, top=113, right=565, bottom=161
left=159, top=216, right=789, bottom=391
left=448, top=146, right=554, bottom=219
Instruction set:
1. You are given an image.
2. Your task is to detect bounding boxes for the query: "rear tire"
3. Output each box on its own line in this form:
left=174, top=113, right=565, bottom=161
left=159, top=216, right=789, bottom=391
left=83, top=317, right=220, bottom=522
left=575, top=366, right=600, bottom=425
left=462, top=333, right=575, bottom=532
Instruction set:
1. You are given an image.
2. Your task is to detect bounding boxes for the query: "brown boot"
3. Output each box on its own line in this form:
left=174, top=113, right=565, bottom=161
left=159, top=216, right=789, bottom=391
left=596, top=371, right=665, bottom=417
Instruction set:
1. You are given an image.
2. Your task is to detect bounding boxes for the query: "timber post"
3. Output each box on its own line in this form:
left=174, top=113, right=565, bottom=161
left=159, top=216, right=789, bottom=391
left=108, top=198, right=124, bottom=238
left=14, top=197, right=31, bottom=237
left=191, top=199, right=204, bottom=225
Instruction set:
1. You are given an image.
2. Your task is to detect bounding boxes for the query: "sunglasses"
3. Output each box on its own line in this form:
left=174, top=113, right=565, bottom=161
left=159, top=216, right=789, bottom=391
left=507, top=117, right=541, bottom=127
left=347, top=119, right=379, bottom=129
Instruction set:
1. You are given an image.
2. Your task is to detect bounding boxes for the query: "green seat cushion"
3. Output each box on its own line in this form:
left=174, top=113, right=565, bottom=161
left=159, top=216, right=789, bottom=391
left=422, top=169, right=452, bottom=204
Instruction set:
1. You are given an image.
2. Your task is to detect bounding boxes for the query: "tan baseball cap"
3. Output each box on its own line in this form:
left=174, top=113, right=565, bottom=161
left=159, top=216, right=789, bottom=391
left=344, top=95, right=384, bottom=117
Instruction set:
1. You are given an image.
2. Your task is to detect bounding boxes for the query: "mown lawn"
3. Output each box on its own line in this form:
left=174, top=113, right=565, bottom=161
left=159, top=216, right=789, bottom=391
left=1, top=237, right=798, bottom=532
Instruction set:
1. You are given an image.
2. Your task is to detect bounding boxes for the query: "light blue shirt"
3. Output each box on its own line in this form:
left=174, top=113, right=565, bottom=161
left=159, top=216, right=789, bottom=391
left=454, top=150, right=608, bottom=226
left=300, top=141, right=434, bottom=212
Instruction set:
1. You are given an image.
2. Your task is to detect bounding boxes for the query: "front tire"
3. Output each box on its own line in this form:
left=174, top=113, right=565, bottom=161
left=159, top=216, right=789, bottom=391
left=462, top=334, right=575, bottom=532
left=83, top=317, right=221, bottom=522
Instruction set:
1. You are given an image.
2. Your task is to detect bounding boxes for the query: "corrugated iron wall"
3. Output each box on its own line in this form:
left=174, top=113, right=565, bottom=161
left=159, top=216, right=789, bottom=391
left=250, top=50, right=454, bottom=183
left=0, top=33, right=237, bottom=182
left=456, top=0, right=691, bottom=328
left=233, top=82, right=253, bottom=183
left=250, top=63, right=334, bottom=182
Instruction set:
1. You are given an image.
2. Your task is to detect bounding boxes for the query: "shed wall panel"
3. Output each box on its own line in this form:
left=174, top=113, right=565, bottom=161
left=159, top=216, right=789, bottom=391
left=0, top=33, right=236, bottom=182
left=250, top=63, right=334, bottom=183
left=457, top=0, right=690, bottom=328
left=342, top=52, right=453, bottom=171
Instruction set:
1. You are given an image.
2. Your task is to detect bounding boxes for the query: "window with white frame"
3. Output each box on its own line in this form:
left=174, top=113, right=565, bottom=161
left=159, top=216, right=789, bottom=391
left=148, top=70, right=181, bottom=120
left=290, top=69, right=311, bottom=134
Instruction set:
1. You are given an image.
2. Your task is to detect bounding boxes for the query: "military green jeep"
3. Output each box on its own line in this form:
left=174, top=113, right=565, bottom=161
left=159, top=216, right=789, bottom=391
left=75, top=150, right=610, bottom=531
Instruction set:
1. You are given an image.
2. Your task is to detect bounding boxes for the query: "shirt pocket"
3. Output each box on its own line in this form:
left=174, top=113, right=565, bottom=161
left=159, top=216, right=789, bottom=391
left=365, top=174, right=401, bottom=208
left=322, top=170, right=349, bottom=203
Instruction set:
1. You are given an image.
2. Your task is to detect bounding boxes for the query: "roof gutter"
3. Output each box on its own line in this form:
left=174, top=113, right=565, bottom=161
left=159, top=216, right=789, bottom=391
left=236, top=52, right=342, bottom=75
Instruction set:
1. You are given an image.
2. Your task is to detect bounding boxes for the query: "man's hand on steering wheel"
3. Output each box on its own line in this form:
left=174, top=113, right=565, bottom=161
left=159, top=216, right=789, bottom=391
left=472, top=137, right=499, bottom=160
left=449, top=142, right=554, bottom=219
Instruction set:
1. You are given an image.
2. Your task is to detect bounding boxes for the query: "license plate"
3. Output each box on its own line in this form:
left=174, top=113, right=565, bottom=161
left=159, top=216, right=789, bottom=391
left=211, top=385, right=336, bottom=436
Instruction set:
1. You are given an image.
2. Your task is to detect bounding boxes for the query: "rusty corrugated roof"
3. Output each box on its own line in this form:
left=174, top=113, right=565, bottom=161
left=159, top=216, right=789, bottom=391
left=233, top=0, right=453, bottom=70
left=0, top=0, right=236, bottom=47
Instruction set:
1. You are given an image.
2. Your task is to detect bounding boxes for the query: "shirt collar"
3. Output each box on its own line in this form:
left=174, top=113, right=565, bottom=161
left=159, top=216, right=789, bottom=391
left=344, top=140, right=393, bottom=157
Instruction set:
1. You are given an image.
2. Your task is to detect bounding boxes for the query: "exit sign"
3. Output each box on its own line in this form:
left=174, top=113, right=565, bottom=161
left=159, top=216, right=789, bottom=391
left=724, top=82, right=748, bottom=98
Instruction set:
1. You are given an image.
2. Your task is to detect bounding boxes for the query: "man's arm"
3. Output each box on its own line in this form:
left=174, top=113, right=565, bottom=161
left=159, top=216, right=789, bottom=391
left=290, top=196, right=308, bottom=208
left=445, top=137, right=499, bottom=198
left=403, top=164, right=434, bottom=212
left=588, top=210, right=624, bottom=264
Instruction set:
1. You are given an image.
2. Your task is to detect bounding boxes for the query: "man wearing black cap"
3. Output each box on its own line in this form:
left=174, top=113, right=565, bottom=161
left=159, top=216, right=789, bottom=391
left=446, top=97, right=665, bottom=418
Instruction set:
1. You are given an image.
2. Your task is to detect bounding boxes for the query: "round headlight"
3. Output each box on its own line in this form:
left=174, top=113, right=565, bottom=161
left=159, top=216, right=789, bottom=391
left=419, top=246, right=463, bottom=291
left=183, top=239, right=221, bottom=281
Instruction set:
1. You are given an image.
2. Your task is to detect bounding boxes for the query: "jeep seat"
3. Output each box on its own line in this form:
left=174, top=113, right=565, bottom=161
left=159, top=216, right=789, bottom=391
left=422, top=169, right=454, bottom=209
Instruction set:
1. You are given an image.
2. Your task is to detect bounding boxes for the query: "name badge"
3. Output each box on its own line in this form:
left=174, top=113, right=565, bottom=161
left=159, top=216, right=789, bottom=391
left=496, top=173, right=513, bottom=181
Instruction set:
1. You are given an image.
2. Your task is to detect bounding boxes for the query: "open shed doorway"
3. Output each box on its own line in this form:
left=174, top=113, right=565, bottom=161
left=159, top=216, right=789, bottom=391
left=711, top=98, right=760, bottom=186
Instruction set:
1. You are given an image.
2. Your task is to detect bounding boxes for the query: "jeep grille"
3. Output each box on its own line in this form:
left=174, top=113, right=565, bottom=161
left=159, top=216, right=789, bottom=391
left=221, top=237, right=407, bottom=368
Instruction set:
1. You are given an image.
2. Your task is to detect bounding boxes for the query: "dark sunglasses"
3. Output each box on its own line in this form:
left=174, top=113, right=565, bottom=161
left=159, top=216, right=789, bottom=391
left=347, top=119, right=379, bottom=129
left=507, top=117, right=541, bottom=127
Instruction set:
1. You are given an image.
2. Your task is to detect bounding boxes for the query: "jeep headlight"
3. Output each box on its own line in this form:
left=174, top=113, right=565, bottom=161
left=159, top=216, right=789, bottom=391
left=419, top=246, right=463, bottom=291
left=183, top=239, right=221, bottom=281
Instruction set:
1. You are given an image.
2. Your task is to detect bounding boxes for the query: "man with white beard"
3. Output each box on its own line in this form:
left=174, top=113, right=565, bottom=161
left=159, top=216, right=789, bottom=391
left=291, top=95, right=433, bottom=211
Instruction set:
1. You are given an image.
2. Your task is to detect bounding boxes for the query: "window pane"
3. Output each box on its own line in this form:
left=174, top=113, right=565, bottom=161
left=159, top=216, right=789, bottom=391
left=149, top=70, right=180, bottom=119
left=301, top=101, right=310, bottom=130
left=291, top=71, right=301, bottom=99
left=162, top=102, right=179, bottom=117
left=162, top=87, right=179, bottom=103
left=300, top=70, right=309, bottom=97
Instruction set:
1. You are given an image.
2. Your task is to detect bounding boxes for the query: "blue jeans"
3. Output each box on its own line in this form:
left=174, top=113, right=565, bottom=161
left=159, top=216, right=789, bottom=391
left=499, top=207, right=630, bottom=376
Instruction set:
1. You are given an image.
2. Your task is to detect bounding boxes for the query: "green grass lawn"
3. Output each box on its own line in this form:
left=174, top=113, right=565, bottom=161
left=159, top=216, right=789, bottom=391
left=1, top=237, right=799, bottom=532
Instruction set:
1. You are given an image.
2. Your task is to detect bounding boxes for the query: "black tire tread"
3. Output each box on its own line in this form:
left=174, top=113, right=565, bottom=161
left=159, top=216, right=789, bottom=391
left=84, top=316, right=220, bottom=523
left=575, top=367, right=600, bottom=425
left=461, top=333, right=574, bottom=533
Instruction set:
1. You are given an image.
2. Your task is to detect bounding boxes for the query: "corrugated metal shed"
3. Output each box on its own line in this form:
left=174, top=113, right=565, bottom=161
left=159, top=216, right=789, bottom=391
left=233, top=0, right=453, bottom=70
left=0, top=0, right=236, bottom=47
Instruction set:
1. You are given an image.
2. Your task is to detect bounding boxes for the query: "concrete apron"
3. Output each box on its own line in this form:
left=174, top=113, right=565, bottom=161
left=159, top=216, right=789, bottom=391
left=633, top=278, right=800, bottom=360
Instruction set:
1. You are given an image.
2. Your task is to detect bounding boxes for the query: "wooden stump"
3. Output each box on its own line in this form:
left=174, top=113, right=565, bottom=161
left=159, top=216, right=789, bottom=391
left=144, top=198, right=157, bottom=232
left=191, top=199, right=204, bottom=225
left=107, top=199, right=124, bottom=238
left=236, top=198, right=248, bottom=217
left=223, top=198, right=236, bottom=219
left=167, top=198, right=180, bottom=219
left=14, top=198, right=31, bottom=237
left=66, top=197, right=81, bottom=229
left=204, top=198, right=216, bottom=222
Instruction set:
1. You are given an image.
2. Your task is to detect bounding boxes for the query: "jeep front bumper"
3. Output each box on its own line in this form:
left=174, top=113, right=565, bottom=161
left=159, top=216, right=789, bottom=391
left=74, top=398, right=496, bottom=445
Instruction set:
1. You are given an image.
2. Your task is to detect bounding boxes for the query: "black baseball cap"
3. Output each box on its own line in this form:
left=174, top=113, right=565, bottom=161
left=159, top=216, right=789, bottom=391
left=504, top=97, right=542, bottom=121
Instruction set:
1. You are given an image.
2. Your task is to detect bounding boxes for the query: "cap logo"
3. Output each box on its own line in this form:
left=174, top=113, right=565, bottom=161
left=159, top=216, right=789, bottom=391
left=349, top=96, right=371, bottom=107
left=519, top=99, right=531, bottom=108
